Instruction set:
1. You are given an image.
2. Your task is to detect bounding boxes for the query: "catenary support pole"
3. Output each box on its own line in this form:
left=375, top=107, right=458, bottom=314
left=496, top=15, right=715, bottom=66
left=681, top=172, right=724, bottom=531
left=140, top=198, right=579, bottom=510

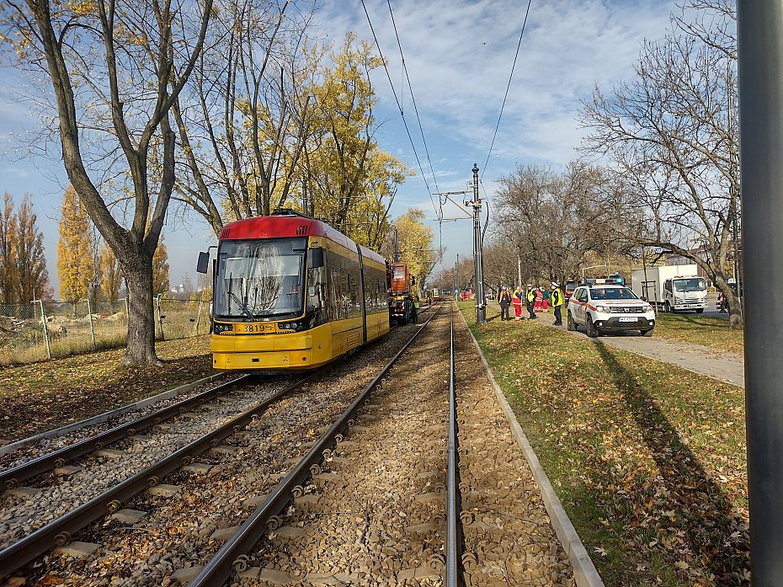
left=472, top=163, right=486, bottom=323
left=738, top=2, right=783, bottom=584
left=454, top=254, right=459, bottom=301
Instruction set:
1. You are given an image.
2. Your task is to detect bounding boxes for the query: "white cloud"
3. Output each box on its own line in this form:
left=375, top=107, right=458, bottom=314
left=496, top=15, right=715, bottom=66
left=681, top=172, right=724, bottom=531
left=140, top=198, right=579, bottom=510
left=0, top=1, right=677, bottom=283
left=313, top=0, right=675, bottom=262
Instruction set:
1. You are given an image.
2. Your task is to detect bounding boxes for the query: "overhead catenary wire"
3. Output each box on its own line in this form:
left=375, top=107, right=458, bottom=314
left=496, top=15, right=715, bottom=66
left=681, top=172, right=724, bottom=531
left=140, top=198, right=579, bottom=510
left=360, top=0, right=442, bottom=222
left=481, top=0, right=533, bottom=180
left=386, top=0, right=441, bottom=196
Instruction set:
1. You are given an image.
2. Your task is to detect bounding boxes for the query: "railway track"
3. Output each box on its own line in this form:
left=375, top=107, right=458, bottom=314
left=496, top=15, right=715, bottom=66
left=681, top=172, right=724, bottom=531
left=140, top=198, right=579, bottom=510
left=1, top=302, right=579, bottom=585
left=188, top=304, right=573, bottom=586
left=0, top=306, right=440, bottom=583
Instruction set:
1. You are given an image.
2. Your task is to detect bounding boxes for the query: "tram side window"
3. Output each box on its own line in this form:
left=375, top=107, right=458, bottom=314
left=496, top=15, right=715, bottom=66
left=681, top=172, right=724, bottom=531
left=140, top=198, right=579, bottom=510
left=327, top=266, right=342, bottom=320
left=321, top=251, right=369, bottom=321
left=350, top=262, right=362, bottom=317
left=363, top=267, right=385, bottom=312
left=307, top=263, right=327, bottom=326
left=378, top=276, right=387, bottom=310
left=327, top=257, right=349, bottom=321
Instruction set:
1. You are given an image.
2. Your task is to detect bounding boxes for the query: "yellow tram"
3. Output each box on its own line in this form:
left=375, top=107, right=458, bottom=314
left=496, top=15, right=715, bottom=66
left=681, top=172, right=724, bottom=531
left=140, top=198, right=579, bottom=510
left=197, top=210, right=390, bottom=370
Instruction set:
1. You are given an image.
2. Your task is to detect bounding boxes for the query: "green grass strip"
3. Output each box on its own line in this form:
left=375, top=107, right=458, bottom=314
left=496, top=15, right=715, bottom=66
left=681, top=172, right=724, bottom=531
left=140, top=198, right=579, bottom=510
left=460, top=302, right=749, bottom=585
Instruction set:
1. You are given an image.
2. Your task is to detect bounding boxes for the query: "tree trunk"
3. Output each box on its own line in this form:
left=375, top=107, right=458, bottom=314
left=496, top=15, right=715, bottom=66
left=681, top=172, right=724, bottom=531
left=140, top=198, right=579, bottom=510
left=715, top=279, right=743, bottom=330
left=121, top=252, right=161, bottom=366
left=726, top=293, right=743, bottom=330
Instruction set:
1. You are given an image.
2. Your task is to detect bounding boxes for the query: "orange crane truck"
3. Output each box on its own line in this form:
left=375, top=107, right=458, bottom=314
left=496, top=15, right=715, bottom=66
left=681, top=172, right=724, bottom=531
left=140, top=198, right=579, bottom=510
left=388, top=262, right=418, bottom=325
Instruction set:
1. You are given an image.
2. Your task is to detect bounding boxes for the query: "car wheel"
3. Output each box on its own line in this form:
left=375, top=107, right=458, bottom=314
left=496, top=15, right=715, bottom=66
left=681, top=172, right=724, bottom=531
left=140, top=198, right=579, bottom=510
left=696, top=309, right=703, bottom=314
left=586, top=316, right=598, bottom=338
left=567, top=311, right=576, bottom=331
left=664, top=301, right=672, bottom=313
left=641, top=329, right=654, bottom=337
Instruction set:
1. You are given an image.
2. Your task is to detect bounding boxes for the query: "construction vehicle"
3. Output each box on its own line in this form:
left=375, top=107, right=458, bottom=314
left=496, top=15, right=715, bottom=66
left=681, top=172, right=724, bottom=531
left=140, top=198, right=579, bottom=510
left=388, top=262, right=417, bottom=324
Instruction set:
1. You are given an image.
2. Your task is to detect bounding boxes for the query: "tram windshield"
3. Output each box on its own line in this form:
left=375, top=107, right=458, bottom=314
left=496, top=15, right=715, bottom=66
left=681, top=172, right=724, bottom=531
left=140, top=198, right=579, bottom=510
left=214, top=238, right=306, bottom=319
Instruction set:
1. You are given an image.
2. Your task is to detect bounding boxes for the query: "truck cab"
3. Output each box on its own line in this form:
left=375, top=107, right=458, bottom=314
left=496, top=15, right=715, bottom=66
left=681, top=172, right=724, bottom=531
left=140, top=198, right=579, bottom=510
left=663, top=276, right=708, bottom=313
left=388, top=262, right=417, bottom=324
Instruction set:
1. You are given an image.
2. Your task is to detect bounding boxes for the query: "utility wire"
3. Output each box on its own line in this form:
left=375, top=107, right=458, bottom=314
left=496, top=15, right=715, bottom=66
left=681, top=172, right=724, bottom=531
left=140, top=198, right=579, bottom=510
left=361, top=0, right=442, bottom=221
left=386, top=0, right=441, bottom=195
left=481, top=0, right=533, bottom=179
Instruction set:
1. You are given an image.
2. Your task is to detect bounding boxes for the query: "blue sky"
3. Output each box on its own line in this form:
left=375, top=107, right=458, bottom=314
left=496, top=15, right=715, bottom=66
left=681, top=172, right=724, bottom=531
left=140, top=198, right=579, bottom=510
left=0, top=0, right=675, bottom=295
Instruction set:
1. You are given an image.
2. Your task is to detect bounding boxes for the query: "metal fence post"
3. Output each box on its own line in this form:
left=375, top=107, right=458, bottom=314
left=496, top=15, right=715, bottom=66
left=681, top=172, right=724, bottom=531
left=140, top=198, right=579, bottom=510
left=36, top=299, right=52, bottom=360
left=86, top=298, right=96, bottom=350
left=156, top=294, right=165, bottom=341
left=194, top=299, right=203, bottom=336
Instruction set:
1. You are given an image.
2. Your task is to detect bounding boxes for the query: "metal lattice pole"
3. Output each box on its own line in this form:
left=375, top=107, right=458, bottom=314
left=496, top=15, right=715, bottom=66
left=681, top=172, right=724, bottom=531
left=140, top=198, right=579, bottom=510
left=472, top=163, right=486, bottom=323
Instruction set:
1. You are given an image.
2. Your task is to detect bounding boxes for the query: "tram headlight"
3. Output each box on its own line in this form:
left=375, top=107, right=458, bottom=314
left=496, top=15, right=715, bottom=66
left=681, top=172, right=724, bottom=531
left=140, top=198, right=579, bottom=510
left=213, top=322, right=232, bottom=334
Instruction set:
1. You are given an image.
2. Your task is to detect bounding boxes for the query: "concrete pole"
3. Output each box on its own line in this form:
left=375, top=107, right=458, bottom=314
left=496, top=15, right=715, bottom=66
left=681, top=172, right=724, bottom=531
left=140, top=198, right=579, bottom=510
left=517, top=254, right=522, bottom=289
left=738, top=2, right=783, bottom=584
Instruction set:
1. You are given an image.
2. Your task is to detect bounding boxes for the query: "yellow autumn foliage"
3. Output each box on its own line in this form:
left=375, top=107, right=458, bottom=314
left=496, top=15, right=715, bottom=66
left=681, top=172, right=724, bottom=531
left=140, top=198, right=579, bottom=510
left=57, top=185, right=93, bottom=303
left=152, top=238, right=169, bottom=295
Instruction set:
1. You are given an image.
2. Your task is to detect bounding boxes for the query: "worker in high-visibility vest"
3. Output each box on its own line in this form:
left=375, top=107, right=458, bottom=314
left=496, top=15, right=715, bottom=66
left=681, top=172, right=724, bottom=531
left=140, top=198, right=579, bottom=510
left=551, top=282, right=564, bottom=326
left=512, top=287, right=523, bottom=320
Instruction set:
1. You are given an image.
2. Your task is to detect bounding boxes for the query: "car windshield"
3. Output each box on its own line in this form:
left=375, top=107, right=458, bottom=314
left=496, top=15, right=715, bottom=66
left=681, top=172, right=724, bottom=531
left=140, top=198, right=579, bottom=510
left=673, top=278, right=706, bottom=292
left=214, top=237, right=306, bottom=319
left=590, top=287, right=638, bottom=301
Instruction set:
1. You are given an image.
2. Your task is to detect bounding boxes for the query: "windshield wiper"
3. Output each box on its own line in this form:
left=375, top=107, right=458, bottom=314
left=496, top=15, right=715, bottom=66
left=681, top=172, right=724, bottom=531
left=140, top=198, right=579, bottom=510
left=228, top=290, right=255, bottom=320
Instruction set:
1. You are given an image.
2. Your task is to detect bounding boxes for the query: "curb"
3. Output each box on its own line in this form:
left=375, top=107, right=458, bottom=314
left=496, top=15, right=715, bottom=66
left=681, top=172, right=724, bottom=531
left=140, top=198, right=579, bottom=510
left=0, top=372, right=239, bottom=456
left=458, top=308, right=605, bottom=587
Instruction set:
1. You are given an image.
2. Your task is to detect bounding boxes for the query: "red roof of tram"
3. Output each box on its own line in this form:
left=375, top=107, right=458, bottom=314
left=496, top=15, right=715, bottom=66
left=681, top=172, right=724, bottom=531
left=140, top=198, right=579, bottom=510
left=219, top=214, right=385, bottom=265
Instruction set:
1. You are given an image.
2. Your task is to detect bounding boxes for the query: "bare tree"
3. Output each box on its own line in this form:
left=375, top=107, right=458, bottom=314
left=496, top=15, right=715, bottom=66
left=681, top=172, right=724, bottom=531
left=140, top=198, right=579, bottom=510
left=580, top=3, right=741, bottom=328
left=171, top=0, right=315, bottom=235
left=492, top=163, right=635, bottom=286
left=14, top=195, right=49, bottom=303
left=172, top=21, right=407, bottom=250
left=2, top=0, right=214, bottom=363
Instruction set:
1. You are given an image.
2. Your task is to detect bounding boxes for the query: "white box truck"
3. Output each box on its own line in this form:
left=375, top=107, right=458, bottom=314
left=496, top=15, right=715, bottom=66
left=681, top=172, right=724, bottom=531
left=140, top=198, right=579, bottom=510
left=630, top=265, right=708, bottom=313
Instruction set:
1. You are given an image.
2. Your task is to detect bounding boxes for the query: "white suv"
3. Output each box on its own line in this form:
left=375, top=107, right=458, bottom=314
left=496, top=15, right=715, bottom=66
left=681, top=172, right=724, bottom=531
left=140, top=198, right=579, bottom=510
left=567, top=284, right=656, bottom=337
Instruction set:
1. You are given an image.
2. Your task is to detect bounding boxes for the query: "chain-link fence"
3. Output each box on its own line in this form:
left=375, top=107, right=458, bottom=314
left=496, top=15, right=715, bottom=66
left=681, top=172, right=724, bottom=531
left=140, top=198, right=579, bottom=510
left=0, top=296, right=211, bottom=367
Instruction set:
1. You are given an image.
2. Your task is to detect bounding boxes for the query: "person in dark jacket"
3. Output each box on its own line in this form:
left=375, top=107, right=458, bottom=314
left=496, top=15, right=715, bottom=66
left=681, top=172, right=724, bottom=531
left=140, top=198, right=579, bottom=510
left=498, top=286, right=512, bottom=320
left=526, top=285, right=537, bottom=319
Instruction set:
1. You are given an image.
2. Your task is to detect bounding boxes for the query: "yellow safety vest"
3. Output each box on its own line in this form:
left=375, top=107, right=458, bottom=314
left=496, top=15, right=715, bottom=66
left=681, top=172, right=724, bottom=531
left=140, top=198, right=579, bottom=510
left=527, top=290, right=535, bottom=302
left=551, top=289, right=563, bottom=307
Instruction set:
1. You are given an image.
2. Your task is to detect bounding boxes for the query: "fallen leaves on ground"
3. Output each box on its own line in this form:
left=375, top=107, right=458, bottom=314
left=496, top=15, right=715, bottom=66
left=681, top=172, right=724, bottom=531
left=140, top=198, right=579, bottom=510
left=0, top=336, right=213, bottom=444
left=461, top=304, right=749, bottom=586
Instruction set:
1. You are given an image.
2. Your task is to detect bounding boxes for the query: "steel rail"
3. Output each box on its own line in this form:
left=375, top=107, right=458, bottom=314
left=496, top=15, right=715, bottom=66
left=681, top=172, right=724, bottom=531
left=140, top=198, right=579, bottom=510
left=189, top=307, right=443, bottom=587
left=0, top=369, right=326, bottom=580
left=0, top=374, right=253, bottom=490
left=446, top=317, right=463, bottom=585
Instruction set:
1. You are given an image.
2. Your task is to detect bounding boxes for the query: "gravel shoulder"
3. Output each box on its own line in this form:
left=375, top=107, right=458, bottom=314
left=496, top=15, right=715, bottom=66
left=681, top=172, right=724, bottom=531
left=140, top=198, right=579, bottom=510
left=0, top=336, right=214, bottom=445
